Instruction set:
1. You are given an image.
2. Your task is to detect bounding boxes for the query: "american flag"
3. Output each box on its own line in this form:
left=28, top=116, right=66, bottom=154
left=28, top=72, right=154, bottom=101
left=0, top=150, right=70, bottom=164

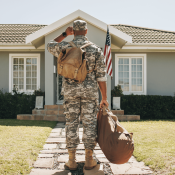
left=104, top=26, right=113, bottom=77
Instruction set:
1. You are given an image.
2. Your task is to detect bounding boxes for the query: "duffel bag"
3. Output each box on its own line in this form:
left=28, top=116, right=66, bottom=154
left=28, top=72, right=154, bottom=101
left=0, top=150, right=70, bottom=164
left=96, top=106, right=134, bottom=164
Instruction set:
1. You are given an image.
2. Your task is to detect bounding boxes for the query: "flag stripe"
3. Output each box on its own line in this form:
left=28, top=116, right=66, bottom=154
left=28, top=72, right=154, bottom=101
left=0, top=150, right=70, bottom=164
left=104, top=26, right=113, bottom=77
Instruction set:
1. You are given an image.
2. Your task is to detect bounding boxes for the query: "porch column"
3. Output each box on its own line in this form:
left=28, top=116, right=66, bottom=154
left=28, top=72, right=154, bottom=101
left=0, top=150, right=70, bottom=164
left=107, top=74, right=111, bottom=109
left=45, top=47, right=54, bottom=105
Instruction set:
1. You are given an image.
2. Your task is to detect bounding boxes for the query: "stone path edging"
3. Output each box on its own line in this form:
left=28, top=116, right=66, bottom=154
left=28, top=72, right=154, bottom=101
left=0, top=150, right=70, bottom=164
left=29, top=122, right=153, bottom=175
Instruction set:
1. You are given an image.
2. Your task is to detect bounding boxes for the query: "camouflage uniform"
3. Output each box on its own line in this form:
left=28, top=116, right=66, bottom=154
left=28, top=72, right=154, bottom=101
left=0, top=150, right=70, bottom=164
left=47, top=20, right=107, bottom=150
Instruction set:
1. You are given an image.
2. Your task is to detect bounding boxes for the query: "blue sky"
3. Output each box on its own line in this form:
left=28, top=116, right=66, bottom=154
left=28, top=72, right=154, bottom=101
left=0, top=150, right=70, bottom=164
left=0, top=0, right=175, bottom=32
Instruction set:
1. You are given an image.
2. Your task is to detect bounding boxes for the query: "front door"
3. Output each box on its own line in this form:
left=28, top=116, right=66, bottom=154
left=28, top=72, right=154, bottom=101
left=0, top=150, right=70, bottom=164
left=56, top=74, right=63, bottom=104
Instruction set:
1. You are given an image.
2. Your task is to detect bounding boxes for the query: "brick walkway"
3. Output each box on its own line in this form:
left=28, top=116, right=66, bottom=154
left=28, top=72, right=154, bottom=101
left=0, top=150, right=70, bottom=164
left=29, top=122, right=153, bottom=175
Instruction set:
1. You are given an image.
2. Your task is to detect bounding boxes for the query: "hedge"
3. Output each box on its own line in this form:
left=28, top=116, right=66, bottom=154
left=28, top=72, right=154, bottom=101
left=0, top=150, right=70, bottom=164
left=120, top=95, right=175, bottom=120
left=0, top=89, right=44, bottom=119
left=1, top=89, right=175, bottom=120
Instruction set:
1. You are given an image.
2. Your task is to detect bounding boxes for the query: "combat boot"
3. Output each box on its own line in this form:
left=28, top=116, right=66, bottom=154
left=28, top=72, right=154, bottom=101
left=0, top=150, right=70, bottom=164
left=65, top=149, right=78, bottom=170
left=84, top=149, right=97, bottom=170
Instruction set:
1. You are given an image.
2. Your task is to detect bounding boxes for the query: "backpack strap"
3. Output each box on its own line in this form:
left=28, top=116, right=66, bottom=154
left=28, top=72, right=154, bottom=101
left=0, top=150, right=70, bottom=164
left=69, top=41, right=77, bottom=48
left=80, top=42, right=93, bottom=49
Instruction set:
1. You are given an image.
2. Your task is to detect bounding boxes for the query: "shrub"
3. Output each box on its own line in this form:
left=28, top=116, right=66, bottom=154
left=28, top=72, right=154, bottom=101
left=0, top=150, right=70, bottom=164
left=111, top=85, right=123, bottom=97
left=121, top=95, right=175, bottom=120
left=0, top=89, right=45, bottom=119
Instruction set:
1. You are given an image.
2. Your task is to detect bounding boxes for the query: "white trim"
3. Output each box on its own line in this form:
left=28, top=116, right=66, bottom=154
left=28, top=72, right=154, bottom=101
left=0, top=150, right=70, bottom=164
left=112, top=43, right=175, bottom=52
left=26, top=10, right=132, bottom=44
left=115, top=54, right=147, bottom=95
left=9, top=53, right=40, bottom=94
left=0, top=45, right=45, bottom=50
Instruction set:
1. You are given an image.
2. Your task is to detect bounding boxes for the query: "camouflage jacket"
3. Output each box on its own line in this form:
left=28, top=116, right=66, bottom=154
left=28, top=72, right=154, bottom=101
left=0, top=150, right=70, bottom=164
left=47, top=35, right=107, bottom=99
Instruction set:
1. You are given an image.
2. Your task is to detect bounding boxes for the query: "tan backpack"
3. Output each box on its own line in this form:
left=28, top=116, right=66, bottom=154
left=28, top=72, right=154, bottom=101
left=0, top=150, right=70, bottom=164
left=57, top=41, right=93, bottom=83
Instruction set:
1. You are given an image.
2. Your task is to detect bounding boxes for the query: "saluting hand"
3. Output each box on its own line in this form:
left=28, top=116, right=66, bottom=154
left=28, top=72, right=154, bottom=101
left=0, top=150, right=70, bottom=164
left=65, top=26, right=74, bottom=36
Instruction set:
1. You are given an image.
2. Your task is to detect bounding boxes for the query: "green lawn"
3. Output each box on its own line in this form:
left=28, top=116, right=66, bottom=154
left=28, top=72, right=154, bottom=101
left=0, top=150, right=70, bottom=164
left=0, top=119, right=57, bottom=175
left=1, top=120, right=175, bottom=175
left=121, top=120, right=175, bottom=175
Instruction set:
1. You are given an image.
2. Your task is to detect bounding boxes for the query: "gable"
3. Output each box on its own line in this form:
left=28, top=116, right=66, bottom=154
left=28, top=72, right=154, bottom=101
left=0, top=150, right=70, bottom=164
left=26, top=10, right=132, bottom=48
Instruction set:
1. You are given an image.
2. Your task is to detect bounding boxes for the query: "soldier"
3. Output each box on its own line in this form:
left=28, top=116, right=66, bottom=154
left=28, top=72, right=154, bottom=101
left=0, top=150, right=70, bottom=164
left=47, top=20, right=109, bottom=170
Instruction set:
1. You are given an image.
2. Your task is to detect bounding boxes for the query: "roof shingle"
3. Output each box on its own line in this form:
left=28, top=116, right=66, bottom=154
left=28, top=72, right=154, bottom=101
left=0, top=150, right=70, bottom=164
left=0, top=24, right=47, bottom=43
left=112, top=24, right=175, bottom=44
left=1, top=24, right=175, bottom=44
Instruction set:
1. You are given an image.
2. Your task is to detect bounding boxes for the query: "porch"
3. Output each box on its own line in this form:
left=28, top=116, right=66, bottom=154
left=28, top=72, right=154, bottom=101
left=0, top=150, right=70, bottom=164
left=17, top=105, right=140, bottom=121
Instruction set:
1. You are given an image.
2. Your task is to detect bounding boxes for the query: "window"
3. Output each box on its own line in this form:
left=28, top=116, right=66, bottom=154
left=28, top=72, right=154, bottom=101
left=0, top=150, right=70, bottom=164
left=115, top=54, right=147, bottom=95
left=9, top=54, right=40, bottom=93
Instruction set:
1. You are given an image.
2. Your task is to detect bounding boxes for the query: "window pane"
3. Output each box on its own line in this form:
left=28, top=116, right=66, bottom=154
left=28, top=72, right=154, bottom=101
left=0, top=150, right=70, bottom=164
left=26, top=72, right=31, bottom=77
left=32, top=58, right=37, bottom=64
left=124, top=79, right=129, bottom=84
left=137, top=58, right=142, bottom=64
left=26, top=85, right=31, bottom=90
left=13, top=85, right=18, bottom=89
left=121, top=85, right=124, bottom=89
left=32, top=78, right=37, bottom=84
left=137, top=72, right=142, bottom=78
left=124, top=85, right=129, bottom=91
left=32, top=71, right=37, bottom=77
left=19, top=71, right=24, bottom=77
left=131, top=58, right=136, bottom=64
left=119, top=72, right=123, bottom=78
left=124, top=65, right=129, bottom=71
left=137, top=85, right=142, bottom=91
left=26, top=78, right=31, bottom=84
left=32, top=65, right=37, bottom=71
left=124, top=59, right=129, bottom=64
left=13, top=58, right=18, bottom=64
left=137, top=78, right=142, bottom=85
left=118, top=58, right=123, bottom=64
left=119, top=79, right=123, bottom=84
left=19, top=65, right=24, bottom=71
left=137, top=65, right=142, bottom=71
left=19, top=78, right=24, bottom=85
left=132, top=85, right=137, bottom=91
left=32, top=85, right=37, bottom=90
left=131, top=65, right=136, bottom=71
left=26, top=65, right=31, bottom=71
left=13, top=65, right=18, bottom=71
left=26, top=58, right=31, bottom=64
left=118, top=65, right=123, bottom=71
left=124, top=72, right=129, bottom=78
left=13, top=72, right=18, bottom=77
left=18, top=85, right=24, bottom=90
left=13, top=78, right=18, bottom=84
left=132, top=78, right=136, bottom=85
left=132, top=72, right=136, bottom=78
left=19, top=58, right=24, bottom=64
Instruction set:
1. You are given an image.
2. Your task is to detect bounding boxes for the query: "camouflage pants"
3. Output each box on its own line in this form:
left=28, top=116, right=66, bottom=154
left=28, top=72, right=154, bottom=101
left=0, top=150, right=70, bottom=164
left=63, top=97, right=98, bottom=150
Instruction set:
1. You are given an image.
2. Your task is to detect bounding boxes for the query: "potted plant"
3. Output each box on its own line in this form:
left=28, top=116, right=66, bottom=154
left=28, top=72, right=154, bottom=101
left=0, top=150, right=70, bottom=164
left=111, top=85, right=123, bottom=110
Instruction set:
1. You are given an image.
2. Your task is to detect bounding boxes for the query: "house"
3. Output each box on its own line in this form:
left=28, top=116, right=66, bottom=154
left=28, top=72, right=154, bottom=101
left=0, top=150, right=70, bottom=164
left=1, top=10, right=175, bottom=110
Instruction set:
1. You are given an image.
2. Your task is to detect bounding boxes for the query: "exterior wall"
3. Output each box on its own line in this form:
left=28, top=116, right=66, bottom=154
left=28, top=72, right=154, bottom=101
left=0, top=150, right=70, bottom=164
left=0, top=52, right=9, bottom=92
left=111, top=52, right=175, bottom=96
left=45, top=19, right=111, bottom=105
left=111, top=52, right=116, bottom=91
left=0, top=51, right=45, bottom=93
left=147, top=52, right=175, bottom=96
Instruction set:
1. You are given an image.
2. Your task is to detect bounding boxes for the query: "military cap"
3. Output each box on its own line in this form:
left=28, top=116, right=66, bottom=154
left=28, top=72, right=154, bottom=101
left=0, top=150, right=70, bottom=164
left=73, top=20, right=87, bottom=31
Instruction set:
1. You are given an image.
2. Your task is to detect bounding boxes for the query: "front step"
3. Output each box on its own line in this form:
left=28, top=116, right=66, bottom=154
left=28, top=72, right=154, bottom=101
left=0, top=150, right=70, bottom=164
left=17, top=114, right=140, bottom=121
left=111, top=110, right=124, bottom=115
left=17, top=105, right=140, bottom=121
left=17, top=114, right=66, bottom=121
left=117, top=115, right=140, bottom=121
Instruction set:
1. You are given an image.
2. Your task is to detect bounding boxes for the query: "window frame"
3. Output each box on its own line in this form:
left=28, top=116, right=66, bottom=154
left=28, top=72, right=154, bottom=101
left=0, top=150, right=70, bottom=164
left=115, top=54, right=147, bottom=95
left=9, top=53, right=40, bottom=94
